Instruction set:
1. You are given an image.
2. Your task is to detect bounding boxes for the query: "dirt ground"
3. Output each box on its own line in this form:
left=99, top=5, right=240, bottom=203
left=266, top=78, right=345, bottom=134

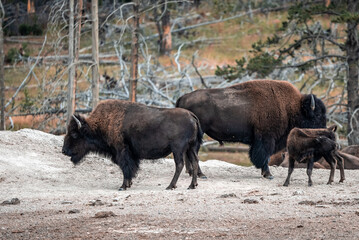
left=1, top=129, right=359, bottom=240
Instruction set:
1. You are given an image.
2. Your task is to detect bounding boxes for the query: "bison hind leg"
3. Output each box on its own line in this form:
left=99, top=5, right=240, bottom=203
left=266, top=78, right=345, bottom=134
left=186, top=148, right=199, bottom=190
left=166, top=151, right=185, bottom=190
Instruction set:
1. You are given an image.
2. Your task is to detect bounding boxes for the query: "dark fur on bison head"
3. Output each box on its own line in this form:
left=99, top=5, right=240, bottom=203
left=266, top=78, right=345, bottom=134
left=62, top=114, right=111, bottom=165
left=299, top=94, right=327, bottom=129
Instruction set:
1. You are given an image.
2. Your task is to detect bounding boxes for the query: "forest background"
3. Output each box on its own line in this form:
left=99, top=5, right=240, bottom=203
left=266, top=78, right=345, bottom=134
left=0, top=0, right=358, bottom=154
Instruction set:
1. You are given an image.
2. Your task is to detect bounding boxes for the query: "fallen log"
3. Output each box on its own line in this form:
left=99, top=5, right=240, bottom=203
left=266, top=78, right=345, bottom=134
left=207, top=146, right=249, bottom=153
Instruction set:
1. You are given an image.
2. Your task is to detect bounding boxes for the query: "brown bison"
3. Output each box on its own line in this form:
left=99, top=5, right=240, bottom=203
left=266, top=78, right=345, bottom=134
left=62, top=100, right=203, bottom=190
left=176, top=80, right=327, bottom=179
left=283, top=125, right=345, bottom=187
left=270, top=145, right=359, bottom=169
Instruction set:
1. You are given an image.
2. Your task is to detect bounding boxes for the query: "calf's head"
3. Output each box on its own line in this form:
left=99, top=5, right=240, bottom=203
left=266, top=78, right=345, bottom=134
left=62, top=114, right=93, bottom=165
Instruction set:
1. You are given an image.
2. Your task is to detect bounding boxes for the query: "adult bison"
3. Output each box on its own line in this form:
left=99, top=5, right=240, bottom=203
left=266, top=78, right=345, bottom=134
left=62, top=99, right=202, bottom=190
left=176, top=80, right=327, bottom=178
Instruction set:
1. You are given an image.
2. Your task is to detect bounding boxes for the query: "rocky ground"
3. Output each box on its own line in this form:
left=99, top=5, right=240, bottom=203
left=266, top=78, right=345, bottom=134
left=1, top=129, right=359, bottom=239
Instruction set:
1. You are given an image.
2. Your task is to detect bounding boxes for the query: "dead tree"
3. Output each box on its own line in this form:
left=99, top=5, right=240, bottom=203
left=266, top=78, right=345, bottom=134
left=129, top=0, right=139, bottom=102
left=154, top=0, right=172, bottom=55
left=0, top=1, right=4, bottom=130
left=91, top=0, right=99, bottom=108
left=66, top=0, right=75, bottom=127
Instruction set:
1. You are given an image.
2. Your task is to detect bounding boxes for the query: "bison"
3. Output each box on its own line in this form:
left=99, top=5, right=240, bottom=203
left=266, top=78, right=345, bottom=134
left=176, top=80, right=327, bottom=179
left=283, top=125, right=345, bottom=187
left=62, top=100, right=203, bottom=190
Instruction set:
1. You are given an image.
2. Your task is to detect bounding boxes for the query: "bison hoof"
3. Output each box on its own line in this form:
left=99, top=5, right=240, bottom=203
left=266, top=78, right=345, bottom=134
left=283, top=182, right=289, bottom=187
left=339, top=179, right=345, bottom=183
left=263, top=172, right=274, bottom=180
left=327, top=181, right=333, bottom=185
left=199, top=174, right=207, bottom=179
left=308, top=182, right=313, bottom=187
left=166, top=185, right=176, bottom=190
left=118, top=187, right=126, bottom=191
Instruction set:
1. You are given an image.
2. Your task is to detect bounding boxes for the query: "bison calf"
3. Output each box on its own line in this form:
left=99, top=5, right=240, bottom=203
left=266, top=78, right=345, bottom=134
left=62, top=100, right=203, bottom=190
left=283, top=125, right=345, bottom=187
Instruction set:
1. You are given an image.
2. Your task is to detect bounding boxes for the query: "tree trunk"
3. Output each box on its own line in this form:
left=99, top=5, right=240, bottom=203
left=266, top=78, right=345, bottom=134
left=27, top=0, right=35, bottom=14
left=74, top=0, right=82, bottom=107
left=346, top=0, right=359, bottom=145
left=160, top=3, right=171, bottom=55
left=66, top=0, right=75, bottom=127
left=0, top=16, right=5, bottom=130
left=91, top=0, right=99, bottom=108
left=129, top=0, right=139, bottom=102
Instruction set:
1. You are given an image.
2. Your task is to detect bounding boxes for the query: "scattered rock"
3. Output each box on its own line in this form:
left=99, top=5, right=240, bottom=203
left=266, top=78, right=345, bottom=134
left=88, top=200, right=105, bottom=206
left=298, top=200, right=316, bottom=206
left=355, top=211, right=359, bottom=216
left=243, top=199, right=259, bottom=204
left=68, top=209, right=80, bottom=214
left=316, top=205, right=329, bottom=208
left=94, top=211, right=116, bottom=218
left=293, top=190, right=304, bottom=196
left=1, top=198, right=20, bottom=206
left=219, top=193, right=237, bottom=198
left=61, top=201, right=73, bottom=205
left=297, top=225, right=304, bottom=228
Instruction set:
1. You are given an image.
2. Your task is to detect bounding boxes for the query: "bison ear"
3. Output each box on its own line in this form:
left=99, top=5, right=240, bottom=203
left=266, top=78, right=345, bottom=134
left=328, top=124, right=337, bottom=132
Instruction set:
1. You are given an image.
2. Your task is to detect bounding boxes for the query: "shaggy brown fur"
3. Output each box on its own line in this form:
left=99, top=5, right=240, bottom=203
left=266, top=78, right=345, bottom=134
left=62, top=100, right=203, bottom=190
left=176, top=80, right=327, bottom=179
left=283, top=125, right=345, bottom=187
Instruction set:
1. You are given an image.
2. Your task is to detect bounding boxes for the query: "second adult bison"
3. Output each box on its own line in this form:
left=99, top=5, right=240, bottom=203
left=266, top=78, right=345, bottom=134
left=176, top=80, right=327, bottom=178
left=62, top=100, right=203, bottom=190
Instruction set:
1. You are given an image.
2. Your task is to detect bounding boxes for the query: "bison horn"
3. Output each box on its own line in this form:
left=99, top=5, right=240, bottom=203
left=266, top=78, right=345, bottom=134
left=310, top=94, right=315, bottom=111
left=72, top=115, right=82, bottom=129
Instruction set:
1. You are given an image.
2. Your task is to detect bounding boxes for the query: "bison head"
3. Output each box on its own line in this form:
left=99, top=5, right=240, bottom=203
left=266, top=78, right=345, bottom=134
left=299, top=94, right=327, bottom=129
left=62, top=114, right=93, bottom=165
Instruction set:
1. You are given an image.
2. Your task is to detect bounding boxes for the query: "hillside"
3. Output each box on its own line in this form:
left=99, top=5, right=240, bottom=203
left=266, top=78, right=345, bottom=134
left=1, top=129, right=359, bottom=239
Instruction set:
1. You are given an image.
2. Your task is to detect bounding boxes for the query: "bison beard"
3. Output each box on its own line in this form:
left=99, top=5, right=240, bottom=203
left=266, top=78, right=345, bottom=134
left=176, top=80, right=327, bottom=179
left=62, top=100, right=203, bottom=190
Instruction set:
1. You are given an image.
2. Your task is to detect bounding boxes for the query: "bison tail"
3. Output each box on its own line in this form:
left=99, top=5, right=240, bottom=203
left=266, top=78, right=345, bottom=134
left=191, top=112, right=203, bottom=147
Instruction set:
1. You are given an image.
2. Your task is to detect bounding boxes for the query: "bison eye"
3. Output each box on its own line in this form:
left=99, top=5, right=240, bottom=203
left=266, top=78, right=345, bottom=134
left=71, top=132, right=79, bottom=139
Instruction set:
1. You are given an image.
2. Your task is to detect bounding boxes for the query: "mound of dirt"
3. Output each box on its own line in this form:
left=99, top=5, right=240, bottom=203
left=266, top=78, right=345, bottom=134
left=1, top=129, right=359, bottom=239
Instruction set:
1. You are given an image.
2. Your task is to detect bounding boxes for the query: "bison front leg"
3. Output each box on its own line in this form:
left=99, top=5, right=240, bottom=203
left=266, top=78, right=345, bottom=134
left=117, top=148, right=139, bottom=191
left=307, top=158, right=314, bottom=186
left=283, top=156, right=295, bottom=186
left=166, top=152, right=184, bottom=190
left=250, top=138, right=274, bottom=179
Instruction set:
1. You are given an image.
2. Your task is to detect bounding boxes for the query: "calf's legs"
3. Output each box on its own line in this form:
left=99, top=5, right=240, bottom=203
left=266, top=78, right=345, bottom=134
left=306, top=158, right=314, bottom=186
left=324, top=154, right=337, bottom=185
left=283, top=156, right=295, bottom=186
left=334, top=152, right=345, bottom=183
